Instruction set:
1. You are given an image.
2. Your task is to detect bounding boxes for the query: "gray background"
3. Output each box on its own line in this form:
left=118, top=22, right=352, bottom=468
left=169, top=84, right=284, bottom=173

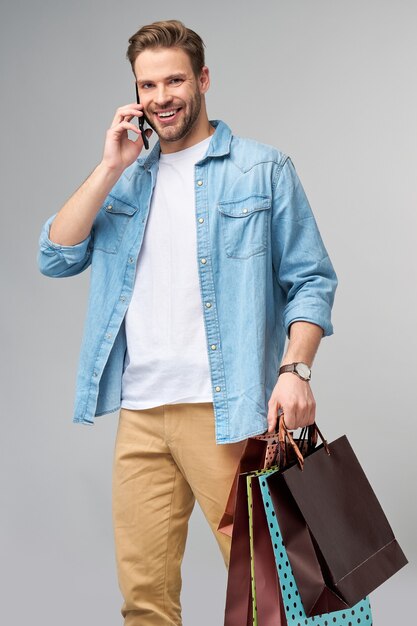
left=1, top=0, right=416, bottom=624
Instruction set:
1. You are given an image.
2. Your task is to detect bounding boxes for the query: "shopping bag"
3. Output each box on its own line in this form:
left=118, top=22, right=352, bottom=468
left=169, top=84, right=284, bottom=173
left=258, top=467, right=374, bottom=626
left=268, top=419, right=408, bottom=614
left=218, top=433, right=281, bottom=536
left=248, top=469, right=287, bottom=626
left=224, top=472, right=253, bottom=626
left=218, top=426, right=316, bottom=536
left=224, top=468, right=286, bottom=626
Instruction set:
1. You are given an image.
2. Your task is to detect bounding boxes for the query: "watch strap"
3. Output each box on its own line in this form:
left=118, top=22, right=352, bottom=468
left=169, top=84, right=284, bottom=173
left=279, top=362, right=311, bottom=380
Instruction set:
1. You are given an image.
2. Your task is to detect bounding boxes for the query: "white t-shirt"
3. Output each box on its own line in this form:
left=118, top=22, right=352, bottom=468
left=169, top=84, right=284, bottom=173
left=120, top=135, right=214, bottom=409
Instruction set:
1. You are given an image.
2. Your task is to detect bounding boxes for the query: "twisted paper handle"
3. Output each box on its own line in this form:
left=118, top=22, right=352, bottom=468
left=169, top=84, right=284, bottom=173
left=278, top=415, right=330, bottom=470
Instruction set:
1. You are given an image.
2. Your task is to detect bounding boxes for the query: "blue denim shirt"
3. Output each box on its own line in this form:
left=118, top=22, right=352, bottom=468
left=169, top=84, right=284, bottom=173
left=37, top=119, right=337, bottom=444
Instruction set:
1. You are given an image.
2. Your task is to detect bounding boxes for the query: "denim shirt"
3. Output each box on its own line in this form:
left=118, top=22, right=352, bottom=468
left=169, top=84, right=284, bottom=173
left=37, top=119, right=337, bottom=444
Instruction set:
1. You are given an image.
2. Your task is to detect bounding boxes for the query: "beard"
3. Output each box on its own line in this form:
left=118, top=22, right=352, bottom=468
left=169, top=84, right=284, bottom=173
left=146, top=88, right=202, bottom=143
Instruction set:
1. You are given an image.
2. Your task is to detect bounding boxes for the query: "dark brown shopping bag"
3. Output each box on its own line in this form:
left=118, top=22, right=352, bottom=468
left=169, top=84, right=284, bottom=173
left=250, top=471, right=287, bottom=626
left=218, top=426, right=316, bottom=536
left=224, top=472, right=255, bottom=626
left=224, top=470, right=287, bottom=626
left=267, top=418, right=408, bottom=615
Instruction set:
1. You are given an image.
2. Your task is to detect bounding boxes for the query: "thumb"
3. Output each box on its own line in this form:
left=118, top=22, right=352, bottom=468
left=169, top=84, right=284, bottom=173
left=267, top=400, right=282, bottom=433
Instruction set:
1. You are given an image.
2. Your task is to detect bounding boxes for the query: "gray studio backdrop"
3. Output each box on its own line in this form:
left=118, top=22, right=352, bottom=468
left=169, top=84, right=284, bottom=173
left=1, top=1, right=416, bottom=624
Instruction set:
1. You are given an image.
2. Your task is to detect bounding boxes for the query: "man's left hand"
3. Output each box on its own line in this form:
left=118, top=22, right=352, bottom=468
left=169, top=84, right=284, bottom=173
left=267, top=373, right=316, bottom=432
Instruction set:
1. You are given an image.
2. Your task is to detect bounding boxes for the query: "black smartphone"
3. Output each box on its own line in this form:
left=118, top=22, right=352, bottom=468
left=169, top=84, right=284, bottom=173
left=135, top=83, right=149, bottom=150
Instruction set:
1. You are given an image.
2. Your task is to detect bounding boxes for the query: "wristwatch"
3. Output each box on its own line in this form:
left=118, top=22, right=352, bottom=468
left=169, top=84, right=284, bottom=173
left=279, top=362, right=312, bottom=381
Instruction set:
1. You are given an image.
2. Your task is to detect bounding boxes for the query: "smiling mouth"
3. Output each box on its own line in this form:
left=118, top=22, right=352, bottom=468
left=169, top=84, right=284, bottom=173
left=154, top=107, right=182, bottom=122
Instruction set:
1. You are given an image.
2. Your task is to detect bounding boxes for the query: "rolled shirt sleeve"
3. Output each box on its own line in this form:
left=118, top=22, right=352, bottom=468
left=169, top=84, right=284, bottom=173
left=37, top=213, right=93, bottom=277
left=271, top=157, right=338, bottom=337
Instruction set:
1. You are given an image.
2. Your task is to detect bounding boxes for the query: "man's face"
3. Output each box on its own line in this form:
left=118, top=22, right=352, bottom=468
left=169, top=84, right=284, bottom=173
left=133, top=47, right=207, bottom=145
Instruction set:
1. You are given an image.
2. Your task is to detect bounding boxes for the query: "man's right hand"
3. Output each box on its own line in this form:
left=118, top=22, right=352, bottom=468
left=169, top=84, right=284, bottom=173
left=48, top=103, right=153, bottom=247
left=101, top=103, right=153, bottom=173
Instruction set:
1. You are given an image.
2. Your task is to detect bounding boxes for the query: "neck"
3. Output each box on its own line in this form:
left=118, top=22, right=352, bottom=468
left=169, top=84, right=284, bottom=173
left=159, top=116, right=214, bottom=154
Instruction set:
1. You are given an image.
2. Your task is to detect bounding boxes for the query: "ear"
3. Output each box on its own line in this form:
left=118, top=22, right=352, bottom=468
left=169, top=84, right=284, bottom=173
left=199, top=65, right=210, bottom=94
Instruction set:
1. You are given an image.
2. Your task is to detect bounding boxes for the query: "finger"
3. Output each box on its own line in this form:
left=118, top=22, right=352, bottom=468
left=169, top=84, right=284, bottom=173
left=108, top=120, right=141, bottom=136
left=294, top=403, right=305, bottom=429
left=121, top=112, right=140, bottom=123
left=284, top=412, right=298, bottom=430
left=267, top=411, right=278, bottom=433
left=267, top=401, right=281, bottom=433
left=301, top=406, right=312, bottom=429
left=308, top=398, right=316, bottom=425
left=111, top=105, right=144, bottom=127
left=133, top=127, right=153, bottom=144
left=111, top=110, right=144, bottom=129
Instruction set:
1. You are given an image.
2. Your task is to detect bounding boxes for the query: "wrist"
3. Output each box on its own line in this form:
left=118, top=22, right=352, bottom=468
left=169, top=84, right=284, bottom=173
left=97, top=160, right=124, bottom=183
left=279, top=362, right=312, bottom=381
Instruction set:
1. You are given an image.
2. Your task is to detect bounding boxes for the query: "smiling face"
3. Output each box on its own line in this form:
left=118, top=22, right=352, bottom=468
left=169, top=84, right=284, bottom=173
left=133, top=46, right=213, bottom=153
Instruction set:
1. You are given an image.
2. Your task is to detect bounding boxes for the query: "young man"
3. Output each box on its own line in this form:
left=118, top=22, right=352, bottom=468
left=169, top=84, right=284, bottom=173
left=38, top=19, right=337, bottom=626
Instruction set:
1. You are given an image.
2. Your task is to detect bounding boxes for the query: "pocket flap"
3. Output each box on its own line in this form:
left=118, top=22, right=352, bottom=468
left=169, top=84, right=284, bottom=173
left=104, top=197, right=137, bottom=216
left=218, top=194, right=271, bottom=218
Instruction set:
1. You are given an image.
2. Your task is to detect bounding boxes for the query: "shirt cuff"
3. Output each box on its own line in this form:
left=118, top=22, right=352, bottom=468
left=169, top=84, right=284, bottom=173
left=283, top=299, right=334, bottom=338
left=39, top=213, right=92, bottom=264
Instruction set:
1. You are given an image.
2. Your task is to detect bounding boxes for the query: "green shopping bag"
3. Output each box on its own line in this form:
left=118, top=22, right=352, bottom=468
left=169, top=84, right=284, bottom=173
left=247, top=473, right=258, bottom=624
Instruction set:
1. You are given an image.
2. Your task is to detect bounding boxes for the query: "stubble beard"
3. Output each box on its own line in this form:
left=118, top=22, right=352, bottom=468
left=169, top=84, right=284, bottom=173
left=147, top=89, right=202, bottom=143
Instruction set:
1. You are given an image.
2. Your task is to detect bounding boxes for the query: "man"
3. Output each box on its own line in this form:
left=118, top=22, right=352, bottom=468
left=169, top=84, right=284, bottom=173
left=38, top=19, right=337, bottom=626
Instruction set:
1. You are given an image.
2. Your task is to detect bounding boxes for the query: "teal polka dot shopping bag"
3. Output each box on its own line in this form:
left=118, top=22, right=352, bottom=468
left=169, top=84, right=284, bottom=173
left=257, top=466, right=372, bottom=626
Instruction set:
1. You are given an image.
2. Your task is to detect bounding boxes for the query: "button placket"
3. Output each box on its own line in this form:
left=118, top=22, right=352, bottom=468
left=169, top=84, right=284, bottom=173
left=194, top=167, right=226, bottom=415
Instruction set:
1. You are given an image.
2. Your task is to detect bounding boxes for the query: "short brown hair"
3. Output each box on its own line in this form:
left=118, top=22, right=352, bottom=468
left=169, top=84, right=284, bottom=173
left=126, top=19, right=206, bottom=79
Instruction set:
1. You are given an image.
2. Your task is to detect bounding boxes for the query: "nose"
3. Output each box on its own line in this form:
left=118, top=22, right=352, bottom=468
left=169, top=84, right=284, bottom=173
left=154, top=84, right=174, bottom=108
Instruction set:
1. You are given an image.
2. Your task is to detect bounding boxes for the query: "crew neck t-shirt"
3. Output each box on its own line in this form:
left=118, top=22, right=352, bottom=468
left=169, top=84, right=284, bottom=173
left=120, top=135, right=214, bottom=409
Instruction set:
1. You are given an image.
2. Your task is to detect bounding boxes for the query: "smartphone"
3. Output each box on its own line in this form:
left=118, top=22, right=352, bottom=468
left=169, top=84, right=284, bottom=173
left=135, top=83, right=149, bottom=150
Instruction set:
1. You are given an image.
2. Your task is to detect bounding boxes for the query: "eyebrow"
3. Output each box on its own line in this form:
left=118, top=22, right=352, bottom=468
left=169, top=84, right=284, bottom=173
left=137, top=72, right=187, bottom=86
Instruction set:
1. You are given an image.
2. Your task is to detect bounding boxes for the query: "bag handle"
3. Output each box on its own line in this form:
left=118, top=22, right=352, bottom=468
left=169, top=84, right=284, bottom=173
left=278, top=415, right=330, bottom=470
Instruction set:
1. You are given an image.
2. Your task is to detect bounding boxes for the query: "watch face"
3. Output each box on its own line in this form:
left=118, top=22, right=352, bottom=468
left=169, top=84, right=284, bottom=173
left=295, top=363, right=311, bottom=380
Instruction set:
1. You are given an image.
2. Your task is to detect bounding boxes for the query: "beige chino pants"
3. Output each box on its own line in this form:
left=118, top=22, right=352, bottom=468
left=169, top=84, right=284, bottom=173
left=111, top=402, right=247, bottom=626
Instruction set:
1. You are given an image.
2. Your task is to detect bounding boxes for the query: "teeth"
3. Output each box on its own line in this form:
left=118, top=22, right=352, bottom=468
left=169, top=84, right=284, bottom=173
left=158, top=109, right=178, bottom=117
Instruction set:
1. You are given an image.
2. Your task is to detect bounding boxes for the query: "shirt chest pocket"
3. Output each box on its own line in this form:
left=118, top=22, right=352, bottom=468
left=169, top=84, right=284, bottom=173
left=93, top=199, right=137, bottom=254
left=217, top=194, right=271, bottom=259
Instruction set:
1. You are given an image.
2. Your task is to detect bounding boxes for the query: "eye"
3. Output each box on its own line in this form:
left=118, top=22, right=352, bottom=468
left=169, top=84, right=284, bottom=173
left=170, top=78, right=183, bottom=84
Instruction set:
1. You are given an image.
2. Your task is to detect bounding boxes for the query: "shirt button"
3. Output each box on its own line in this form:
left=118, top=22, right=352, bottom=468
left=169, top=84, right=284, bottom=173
left=197, top=180, right=203, bottom=186
left=120, top=295, right=126, bottom=302
left=106, top=333, right=112, bottom=339
left=106, top=205, right=113, bottom=211
left=129, top=257, right=134, bottom=263
left=198, top=217, right=204, bottom=223
left=205, top=302, right=212, bottom=308
left=201, top=258, right=207, bottom=264
left=211, top=344, right=217, bottom=350
left=242, top=208, right=248, bottom=214
left=215, top=386, right=221, bottom=392
left=93, top=371, right=98, bottom=378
